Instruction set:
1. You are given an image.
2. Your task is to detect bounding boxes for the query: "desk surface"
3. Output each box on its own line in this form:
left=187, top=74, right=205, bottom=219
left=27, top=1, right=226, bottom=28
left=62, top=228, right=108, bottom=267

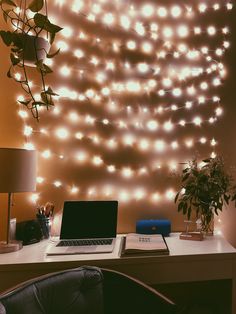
left=0, top=233, right=235, bottom=266
left=1, top=233, right=235, bottom=313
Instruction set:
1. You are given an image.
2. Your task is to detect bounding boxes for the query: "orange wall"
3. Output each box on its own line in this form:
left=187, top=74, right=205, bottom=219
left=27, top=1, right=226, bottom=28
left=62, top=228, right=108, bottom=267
left=0, top=2, right=236, bottom=245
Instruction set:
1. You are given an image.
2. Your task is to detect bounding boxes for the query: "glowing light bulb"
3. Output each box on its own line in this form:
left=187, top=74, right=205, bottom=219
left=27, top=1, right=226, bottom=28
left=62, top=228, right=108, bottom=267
left=146, top=120, right=158, bottom=131
left=137, top=63, right=149, bottom=73
left=151, top=192, right=161, bottom=202
left=163, top=78, right=172, bottom=87
left=157, top=7, right=167, bottom=17
left=199, top=3, right=207, bottom=12
left=56, top=40, right=68, bottom=52
left=126, top=40, right=136, bottom=50
left=107, top=165, right=116, bottom=173
left=92, top=156, right=103, bottom=166
left=163, top=27, right=173, bottom=38
left=119, top=190, right=130, bottom=202
left=71, top=186, right=79, bottom=194
left=42, top=150, right=51, bottom=159
left=207, top=26, right=216, bottom=36
left=142, top=42, right=152, bottom=53
left=122, top=167, right=133, bottom=178
left=56, top=128, right=69, bottom=139
left=154, top=140, right=165, bottom=152
left=215, top=107, right=223, bottom=116
left=103, top=13, right=114, bottom=25
left=126, top=81, right=141, bottom=92
left=172, top=88, right=182, bottom=97
left=141, top=4, right=154, bottom=17
left=139, top=139, right=150, bottom=150
left=60, top=65, right=71, bottom=76
left=171, top=141, right=179, bottom=149
left=18, top=110, right=28, bottom=118
left=165, top=189, right=175, bottom=200
left=76, top=151, right=87, bottom=162
left=193, top=116, right=202, bottom=126
left=54, top=181, right=62, bottom=187
left=74, top=49, right=84, bottom=58
left=200, top=82, right=208, bottom=90
left=30, top=193, right=39, bottom=203
left=200, top=137, right=207, bottom=144
left=23, top=125, right=33, bottom=136
left=61, top=26, right=73, bottom=38
left=171, top=6, right=182, bottom=17
left=179, top=120, right=186, bottom=126
left=163, top=121, right=174, bottom=132
left=135, top=22, right=145, bottom=36
left=134, top=188, right=146, bottom=200
left=36, top=177, right=44, bottom=184
left=120, top=15, right=131, bottom=29
left=177, top=25, right=189, bottom=37
left=72, top=0, right=84, bottom=12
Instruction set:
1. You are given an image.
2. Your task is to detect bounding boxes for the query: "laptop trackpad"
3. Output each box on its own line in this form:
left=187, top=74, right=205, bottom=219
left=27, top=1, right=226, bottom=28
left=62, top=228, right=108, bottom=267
left=66, top=246, right=97, bottom=253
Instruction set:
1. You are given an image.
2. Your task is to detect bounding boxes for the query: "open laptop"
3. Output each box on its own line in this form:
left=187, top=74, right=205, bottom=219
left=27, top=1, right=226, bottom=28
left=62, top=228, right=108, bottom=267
left=47, top=200, right=118, bottom=256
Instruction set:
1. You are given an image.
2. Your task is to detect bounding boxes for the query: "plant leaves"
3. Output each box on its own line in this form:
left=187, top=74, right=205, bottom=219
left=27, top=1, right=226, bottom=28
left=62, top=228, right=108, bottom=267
left=34, top=13, right=62, bottom=33
left=28, top=0, right=44, bottom=12
left=0, top=0, right=16, bottom=7
left=17, top=99, right=31, bottom=106
left=174, top=192, right=180, bottom=203
left=46, top=48, right=60, bottom=58
left=0, top=30, right=12, bottom=46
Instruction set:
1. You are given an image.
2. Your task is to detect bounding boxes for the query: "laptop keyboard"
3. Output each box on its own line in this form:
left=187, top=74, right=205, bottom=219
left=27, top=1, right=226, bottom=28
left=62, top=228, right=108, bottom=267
left=56, top=239, right=113, bottom=247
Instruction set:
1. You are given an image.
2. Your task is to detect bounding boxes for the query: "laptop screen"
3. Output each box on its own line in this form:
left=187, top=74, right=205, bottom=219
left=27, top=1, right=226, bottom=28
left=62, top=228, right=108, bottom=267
left=60, top=200, right=118, bottom=239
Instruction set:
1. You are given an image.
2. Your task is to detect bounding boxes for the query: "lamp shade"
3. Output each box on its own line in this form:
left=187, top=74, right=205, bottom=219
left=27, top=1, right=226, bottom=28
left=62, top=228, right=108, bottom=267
left=0, top=148, right=36, bottom=193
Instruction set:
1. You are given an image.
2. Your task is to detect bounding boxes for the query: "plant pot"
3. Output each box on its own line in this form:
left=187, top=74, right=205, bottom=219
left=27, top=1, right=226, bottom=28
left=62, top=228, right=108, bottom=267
left=200, top=212, right=214, bottom=236
left=18, top=34, right=50, bottom=67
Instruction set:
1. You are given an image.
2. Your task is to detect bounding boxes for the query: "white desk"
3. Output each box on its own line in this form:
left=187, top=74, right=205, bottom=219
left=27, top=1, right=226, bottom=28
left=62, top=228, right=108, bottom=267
left=0, top=233, right=236, bottom=313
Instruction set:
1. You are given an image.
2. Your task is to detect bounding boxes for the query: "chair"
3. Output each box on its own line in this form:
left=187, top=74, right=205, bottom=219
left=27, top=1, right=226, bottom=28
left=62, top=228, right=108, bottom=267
left=0, top=266, right=177, bottom=314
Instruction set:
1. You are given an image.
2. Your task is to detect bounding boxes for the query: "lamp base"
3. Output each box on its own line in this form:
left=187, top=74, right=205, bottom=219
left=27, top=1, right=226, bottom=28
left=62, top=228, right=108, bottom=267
left=0, top=240, right=23, bottom=253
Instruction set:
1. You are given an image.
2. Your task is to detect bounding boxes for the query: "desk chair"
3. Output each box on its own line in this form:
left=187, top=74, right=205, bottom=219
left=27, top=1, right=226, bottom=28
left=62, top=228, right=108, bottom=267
left=0, top=266, right=177, bottom=314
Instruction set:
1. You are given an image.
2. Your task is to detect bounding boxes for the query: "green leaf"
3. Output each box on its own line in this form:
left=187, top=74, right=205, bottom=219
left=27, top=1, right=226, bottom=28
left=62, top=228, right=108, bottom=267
left=28, top=0, right=44, bottom=12
left=0, top=0, right=16, bottom=6
left=7, top=67, right=12, bottom=78
left=45, top=86, right=58, bottom=96
left=46, top=48, right=60, bottom=58
left=34, top=13, right=62, bottom=33
left=174, top=192, right=180, bottom=203
left=182, top=173, right=190, bottom=182
left=49, top=32, right=55, bottom=45
left=0, top=30, right=12, bottom=46
left=17, top=99, right=31, bottom=106
left=177, top=202, right=183, bottom=212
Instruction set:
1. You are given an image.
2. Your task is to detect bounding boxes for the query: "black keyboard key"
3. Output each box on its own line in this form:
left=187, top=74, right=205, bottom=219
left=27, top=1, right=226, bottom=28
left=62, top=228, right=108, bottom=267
left=56, top=239, right=113, bottom=247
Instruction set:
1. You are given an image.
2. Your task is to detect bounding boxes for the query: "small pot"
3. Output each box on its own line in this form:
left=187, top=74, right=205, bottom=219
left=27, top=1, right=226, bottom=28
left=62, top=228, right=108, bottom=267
left=18, top=34, right=50, bottom=67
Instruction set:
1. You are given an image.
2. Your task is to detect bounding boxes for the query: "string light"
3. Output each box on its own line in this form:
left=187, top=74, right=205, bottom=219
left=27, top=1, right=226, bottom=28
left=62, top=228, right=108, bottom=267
left=16, top=0, right=233, bottom=210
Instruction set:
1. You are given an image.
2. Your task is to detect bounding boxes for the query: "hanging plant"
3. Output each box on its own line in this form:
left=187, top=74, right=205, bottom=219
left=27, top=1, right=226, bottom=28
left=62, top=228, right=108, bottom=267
left=0, top=0, right=63, bottom=120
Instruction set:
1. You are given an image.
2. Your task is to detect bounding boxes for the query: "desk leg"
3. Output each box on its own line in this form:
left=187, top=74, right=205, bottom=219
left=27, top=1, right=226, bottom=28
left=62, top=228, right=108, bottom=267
left=232, top=259, right=236, bottom=314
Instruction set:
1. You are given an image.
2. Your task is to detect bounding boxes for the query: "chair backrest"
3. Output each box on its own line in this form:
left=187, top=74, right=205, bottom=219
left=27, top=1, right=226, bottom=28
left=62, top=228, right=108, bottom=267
left=0, top=266, right=176, bottom=314
left=0, top=266, right=104, bottom=314
left=101, top=268, right=176, bottom=314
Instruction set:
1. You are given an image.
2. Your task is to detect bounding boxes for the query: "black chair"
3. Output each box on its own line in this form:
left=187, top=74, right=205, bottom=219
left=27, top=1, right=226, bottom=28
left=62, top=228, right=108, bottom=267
left=0, top=266, right=177, bottom=314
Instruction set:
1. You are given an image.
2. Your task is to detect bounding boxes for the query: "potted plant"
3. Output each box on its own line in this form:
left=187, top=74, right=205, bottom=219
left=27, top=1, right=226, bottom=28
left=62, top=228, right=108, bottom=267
left=0, top=0, right=62, bottom=120
left=175, top=156, right=236, bottom=235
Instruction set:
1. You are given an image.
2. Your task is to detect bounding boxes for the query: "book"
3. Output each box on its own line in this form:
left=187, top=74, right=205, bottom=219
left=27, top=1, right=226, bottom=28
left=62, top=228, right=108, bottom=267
left=120, top=233, right=169, bottom=257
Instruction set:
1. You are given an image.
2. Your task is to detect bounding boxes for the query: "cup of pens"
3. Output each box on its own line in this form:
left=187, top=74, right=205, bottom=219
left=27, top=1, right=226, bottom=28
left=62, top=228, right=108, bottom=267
left=36, top=202, right=54, bottom=239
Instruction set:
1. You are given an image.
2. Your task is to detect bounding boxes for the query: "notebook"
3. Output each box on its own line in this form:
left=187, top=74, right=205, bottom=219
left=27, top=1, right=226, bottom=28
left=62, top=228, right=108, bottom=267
left=47, top=200, right=118, bottom=256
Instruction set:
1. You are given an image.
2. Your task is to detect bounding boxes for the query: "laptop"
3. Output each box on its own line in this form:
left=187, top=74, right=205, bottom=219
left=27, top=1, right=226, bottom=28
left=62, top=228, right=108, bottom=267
left=47, top=200, right=118, bottom=256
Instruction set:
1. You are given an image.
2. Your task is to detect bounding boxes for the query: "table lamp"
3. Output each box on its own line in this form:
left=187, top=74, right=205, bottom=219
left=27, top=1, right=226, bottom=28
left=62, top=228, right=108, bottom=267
left=0, top=148, right=36, bottom=253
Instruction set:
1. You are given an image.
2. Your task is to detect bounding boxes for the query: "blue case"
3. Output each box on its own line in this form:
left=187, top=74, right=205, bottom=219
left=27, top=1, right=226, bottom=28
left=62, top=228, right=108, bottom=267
left=136, top=219, right=171, bottom=237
